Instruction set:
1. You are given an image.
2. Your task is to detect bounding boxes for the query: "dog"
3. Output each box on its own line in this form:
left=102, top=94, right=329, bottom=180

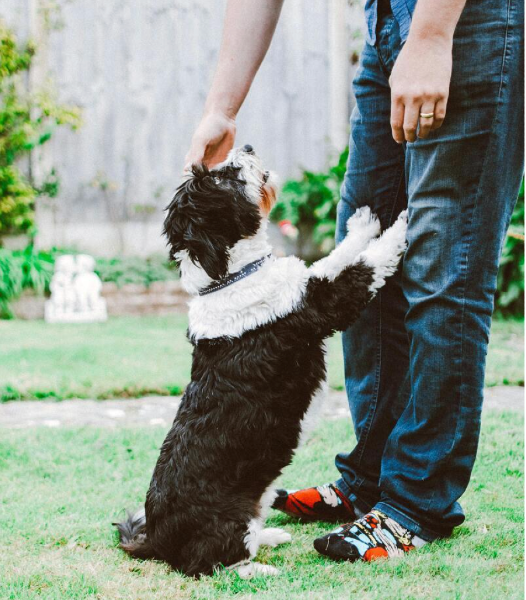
left=115, top=144, right=408, bottom=578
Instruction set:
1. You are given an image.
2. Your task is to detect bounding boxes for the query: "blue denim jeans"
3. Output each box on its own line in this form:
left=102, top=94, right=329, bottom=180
left=335, top=0, right=524, bottom=540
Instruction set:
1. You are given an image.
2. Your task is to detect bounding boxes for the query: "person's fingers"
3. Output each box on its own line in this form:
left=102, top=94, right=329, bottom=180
left=207, top=127, right=237, bottom=167
left=205, top=147, right=229, bottom=169
left=183, top=155, right=195, bottom=172
left=431, top=96, right=448, bottom=130
left=417, top=101, right=435, bottom=139
left=390, top=91, right=405, bottom=144
left=184, top=140, right=206, bottom=171
left=183, top=112, right=236, bottom=173
left=403, top=101, right=420, bottom=142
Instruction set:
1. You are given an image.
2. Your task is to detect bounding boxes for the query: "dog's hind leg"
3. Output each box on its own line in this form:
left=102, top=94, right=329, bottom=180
left=297, top=376, right=328, bottom=447
left=234, top=517, right=290, bottom=578
left=228, top=560, right=279, bottom=578
left=256, top=485, right=293, bottom=544
left=223, top=524, right=280, bottom=579
left=230, top=481, right=293, bottom=579
left=257, top=528, right=292, bottom=547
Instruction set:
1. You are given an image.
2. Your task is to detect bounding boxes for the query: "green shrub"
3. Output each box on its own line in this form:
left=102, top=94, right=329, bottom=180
left=0, top=246, right=178, bottom=318
left=271, top=148, right=348, bottom=261
left=495, top=180, right=524, bottom=316
left=93, top=255, right=179, bottom=288
left=0, top=246, right=54, bottom=317
left=0, top=250, right=22, bottom=318
left=0, top=20, right=80, bottom=240
left=274, top=151, right=524, bottom=316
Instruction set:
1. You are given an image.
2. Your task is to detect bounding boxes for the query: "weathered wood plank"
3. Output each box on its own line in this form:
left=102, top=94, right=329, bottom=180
left=1, top=0, right=359, bottom=255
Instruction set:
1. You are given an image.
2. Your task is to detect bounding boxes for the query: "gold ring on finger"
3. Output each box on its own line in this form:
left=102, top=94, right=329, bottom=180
left=420, top=112, right=434, bottom=119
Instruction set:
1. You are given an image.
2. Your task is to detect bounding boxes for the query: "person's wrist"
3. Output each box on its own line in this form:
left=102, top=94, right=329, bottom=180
left=406, top=26, right=454, bottom=48
left=203, top=99, right=238, bottom=122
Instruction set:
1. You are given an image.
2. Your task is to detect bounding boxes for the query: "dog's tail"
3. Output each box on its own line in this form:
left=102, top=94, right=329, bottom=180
left=113, top=508, right=156, bottom=560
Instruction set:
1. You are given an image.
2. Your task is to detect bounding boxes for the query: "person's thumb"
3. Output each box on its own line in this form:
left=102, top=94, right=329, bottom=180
left=184, top=135, right=209, bottom=171
left=184, top=150, right=204, bottom=172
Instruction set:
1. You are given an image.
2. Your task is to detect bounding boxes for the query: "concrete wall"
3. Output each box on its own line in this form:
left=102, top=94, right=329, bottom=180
left=2, top=0, right=364, bottom=256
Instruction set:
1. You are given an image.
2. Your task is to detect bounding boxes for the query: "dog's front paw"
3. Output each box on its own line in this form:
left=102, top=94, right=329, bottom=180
left=258, top=527, right=292, bottom=547
left=357, top=209, right=408, bottom=295
left=346, top=206, right=381, bottom=240
left=385, top=209, right=408, bottom=255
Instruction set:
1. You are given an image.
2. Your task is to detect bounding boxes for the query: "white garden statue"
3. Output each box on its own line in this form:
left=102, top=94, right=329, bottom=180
left=45, top=254, right=107, bottom=323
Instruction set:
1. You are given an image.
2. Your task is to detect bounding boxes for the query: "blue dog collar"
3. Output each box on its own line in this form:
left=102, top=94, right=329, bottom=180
left=199, top=254, right=272, bottom=296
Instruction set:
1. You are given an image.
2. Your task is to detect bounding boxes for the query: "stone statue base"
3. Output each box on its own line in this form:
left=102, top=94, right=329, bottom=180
left=44, top=300, right=108, bottom=324
left=44, top=254, right=109, bottom=324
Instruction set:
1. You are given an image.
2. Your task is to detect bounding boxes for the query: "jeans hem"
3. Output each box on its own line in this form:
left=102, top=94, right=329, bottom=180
left=374, top=501, right=450, bottom=542
left=335, top=477, right=373, bottom=517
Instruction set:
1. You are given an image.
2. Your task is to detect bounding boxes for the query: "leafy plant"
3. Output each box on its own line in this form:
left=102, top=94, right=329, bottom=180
left=274, top=151, right=523, bottom=316
left=0, top=20, right=81, bottom=240
left=271, top=148, right=349, bottom=261
left=0, top=246, right=179, bottom=318
left=94, top=255, right=179, bottom=288
left=0, top=245, right=54, bottom=317
left=0, top=250, right=23, bottom=317
left=495, top=180, right=524, bottom=316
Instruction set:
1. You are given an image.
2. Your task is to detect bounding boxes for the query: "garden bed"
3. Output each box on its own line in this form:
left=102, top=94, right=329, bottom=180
left=12, top=281, right=189, bottom=319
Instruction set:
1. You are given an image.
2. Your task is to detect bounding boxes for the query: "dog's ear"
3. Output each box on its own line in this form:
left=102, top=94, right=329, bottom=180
left=163, top=166, right=230, bottom=280
left=163, top=164, right=261, bottom=280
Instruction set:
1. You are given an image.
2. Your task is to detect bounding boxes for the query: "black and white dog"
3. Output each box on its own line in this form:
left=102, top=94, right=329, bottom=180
left=115, top=145, right=407, bottom=578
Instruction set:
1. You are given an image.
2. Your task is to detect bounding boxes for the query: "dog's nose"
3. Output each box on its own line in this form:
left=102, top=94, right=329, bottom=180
left=242, top=144, right=254, bottom=154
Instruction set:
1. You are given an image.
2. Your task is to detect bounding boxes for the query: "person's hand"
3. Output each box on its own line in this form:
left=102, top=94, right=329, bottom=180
left=389, top=36, right=453, bottom=143
left=184, top=110, right=237, bottom=170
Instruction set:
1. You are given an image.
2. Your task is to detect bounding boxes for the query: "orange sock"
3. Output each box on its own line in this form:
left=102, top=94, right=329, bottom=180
left=272, top=483, right=356, bottom=522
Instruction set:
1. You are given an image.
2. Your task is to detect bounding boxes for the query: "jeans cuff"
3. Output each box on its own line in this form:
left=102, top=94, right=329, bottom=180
left=335, top=477, right=372, bottom=518
left=374, top=501, right=446, bottom=542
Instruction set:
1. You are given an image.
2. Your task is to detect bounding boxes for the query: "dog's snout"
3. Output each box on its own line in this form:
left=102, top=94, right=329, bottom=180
left=242, top=144, right=254, bottom=154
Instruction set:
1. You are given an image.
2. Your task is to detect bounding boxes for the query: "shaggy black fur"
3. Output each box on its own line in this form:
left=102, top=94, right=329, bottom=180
left=116, top=158, right=379, bottom=577
left=116, top=264, right=374, bottom=577
left=163, top=164, right=261, bottom=280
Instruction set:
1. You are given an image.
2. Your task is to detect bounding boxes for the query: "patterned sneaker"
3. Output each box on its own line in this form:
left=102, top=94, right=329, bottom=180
left=272, top=483, right=356, bottom=522
left=313, top=509, right=426, bottom=561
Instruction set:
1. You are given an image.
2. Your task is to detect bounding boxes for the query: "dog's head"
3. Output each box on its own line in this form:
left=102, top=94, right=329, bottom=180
left=163, top=145, right=277, bottom=281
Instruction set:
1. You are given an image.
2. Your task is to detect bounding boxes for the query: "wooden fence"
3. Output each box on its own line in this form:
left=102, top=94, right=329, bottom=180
left=2, top=0, right=362, bottom=256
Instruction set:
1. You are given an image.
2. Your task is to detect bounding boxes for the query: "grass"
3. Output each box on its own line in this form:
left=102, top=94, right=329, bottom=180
left=0, top=411, right=523, bottom=600
left=0, top=316, right=523, bottom=401
left=0, top=316, right=191, bottom=401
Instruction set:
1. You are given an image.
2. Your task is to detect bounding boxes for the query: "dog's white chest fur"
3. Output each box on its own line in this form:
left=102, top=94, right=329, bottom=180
left=187, top=255, right=310, bottom=340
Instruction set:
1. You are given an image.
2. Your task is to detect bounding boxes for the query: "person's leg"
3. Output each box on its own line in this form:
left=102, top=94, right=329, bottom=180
left=333, top=11, right=409, bottom=515
left=273, top=14, right=410, bottom=522
left=316, top=0, right=524, bottom=554
left=375, top=0, right=524, bottom=539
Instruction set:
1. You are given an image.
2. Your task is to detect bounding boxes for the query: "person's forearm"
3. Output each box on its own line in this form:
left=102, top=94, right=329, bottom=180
left=407, top=0, right=467, bottom=44
left=204, top=0, right=285, bottom=119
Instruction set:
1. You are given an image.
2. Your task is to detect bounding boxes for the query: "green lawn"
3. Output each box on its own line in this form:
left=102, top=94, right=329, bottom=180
left=0, top=412, right=523, bottom=600
left=0, top=316, right=523, bottom=401
left=0, top=316, right=191, bottom=401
